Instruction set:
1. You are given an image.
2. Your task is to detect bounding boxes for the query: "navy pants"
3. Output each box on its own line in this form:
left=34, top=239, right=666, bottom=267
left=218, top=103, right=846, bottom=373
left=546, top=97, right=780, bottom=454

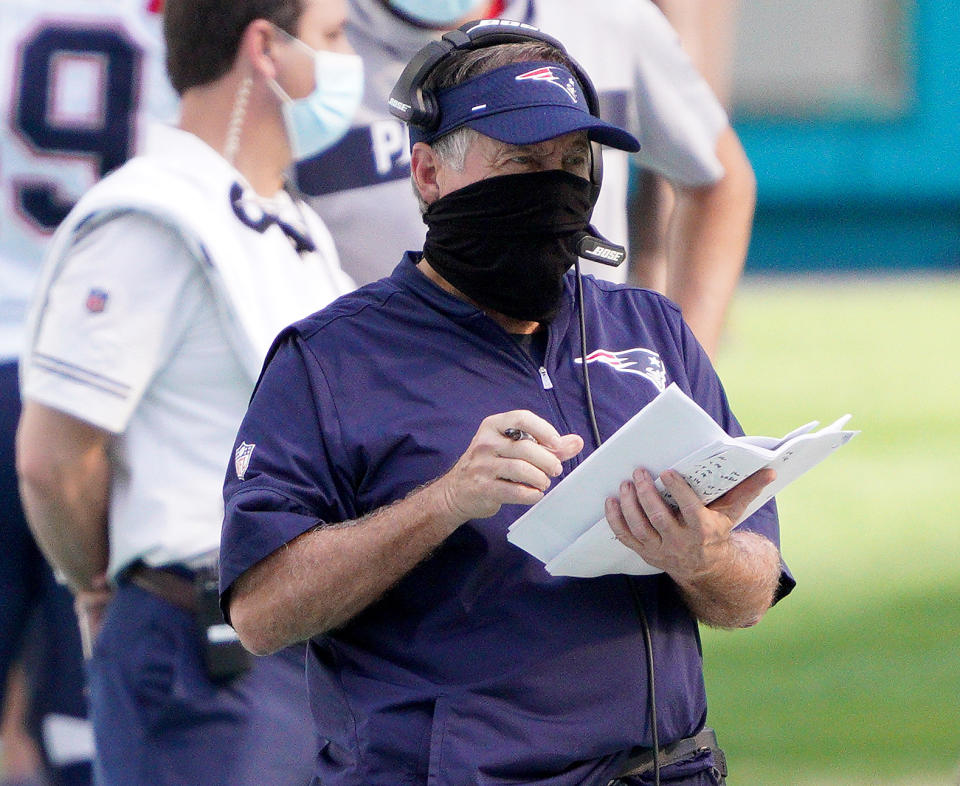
left=88, top=582, right=317, bottom=786
left=0, top=360, right=92, bottom=785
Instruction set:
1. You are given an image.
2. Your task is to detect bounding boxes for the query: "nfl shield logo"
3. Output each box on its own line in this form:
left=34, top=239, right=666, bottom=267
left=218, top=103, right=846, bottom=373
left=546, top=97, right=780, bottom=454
left=234, top=442, right=255, bottom=480
left=85, top=288, right=109, bottom=313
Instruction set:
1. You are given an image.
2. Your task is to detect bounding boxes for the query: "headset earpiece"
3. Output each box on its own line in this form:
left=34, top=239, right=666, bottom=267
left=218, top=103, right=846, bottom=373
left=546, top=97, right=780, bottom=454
left=388, top=39, right=451, bottom=128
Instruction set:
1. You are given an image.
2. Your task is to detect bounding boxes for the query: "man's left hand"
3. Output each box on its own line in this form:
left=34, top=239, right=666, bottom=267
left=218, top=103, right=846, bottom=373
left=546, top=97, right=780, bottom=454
left=604, top=466, right=775, bottom=582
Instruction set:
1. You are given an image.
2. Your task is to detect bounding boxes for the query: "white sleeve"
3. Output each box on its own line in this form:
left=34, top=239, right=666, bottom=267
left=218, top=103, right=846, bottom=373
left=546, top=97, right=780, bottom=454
left=628, top=2, right=729, bottom=187
left=22, top=212, right=205, bottom=434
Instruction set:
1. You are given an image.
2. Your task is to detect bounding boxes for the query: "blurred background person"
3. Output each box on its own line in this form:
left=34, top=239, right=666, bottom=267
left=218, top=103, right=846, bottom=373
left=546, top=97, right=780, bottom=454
left=0, top=2, right=176, bottom=783
left=294, top=0, right=755, bottom=359
left=632, top=0, right=743, bottom=355
left=649, top=0, right=740, bottom=105
left=15, top=0, right=357, bottom=783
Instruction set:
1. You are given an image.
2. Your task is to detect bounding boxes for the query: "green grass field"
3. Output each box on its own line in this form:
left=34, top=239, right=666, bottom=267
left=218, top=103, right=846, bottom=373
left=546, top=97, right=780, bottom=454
left=701, top=274, right=960, bottom=785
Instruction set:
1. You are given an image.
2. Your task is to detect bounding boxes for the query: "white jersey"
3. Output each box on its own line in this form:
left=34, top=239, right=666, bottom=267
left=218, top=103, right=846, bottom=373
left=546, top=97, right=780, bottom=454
left=21, top=125, right=354, bottom=578
left=297, top=0, right=728, bottom=286
left=0, top=0, right=177, bottom=362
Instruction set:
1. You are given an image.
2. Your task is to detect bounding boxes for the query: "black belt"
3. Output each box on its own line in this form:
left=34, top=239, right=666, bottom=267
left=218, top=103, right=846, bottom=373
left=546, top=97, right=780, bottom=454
left=125, top=563, right=197, bottom=612
left=609, top=727, right=726, bottom=783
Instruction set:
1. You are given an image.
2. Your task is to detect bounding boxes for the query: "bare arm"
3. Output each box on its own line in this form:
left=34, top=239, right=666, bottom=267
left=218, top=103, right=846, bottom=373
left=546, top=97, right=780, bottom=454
left=16, top=401, right=111, bottom=594
left=664, top=126, right=757, bottom=359
left=228, top=411, right=584, bottom=655
left=605, top=467, right=781, bottom=629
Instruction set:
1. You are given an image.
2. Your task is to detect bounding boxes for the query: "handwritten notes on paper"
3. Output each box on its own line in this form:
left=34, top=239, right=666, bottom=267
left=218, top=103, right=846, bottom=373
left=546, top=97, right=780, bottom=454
left=507, top=384, right=858, bottom=578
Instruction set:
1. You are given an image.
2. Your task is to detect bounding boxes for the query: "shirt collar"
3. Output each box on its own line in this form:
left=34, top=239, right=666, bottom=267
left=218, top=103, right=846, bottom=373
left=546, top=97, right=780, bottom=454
left=389, top=252, right=575, bottom=342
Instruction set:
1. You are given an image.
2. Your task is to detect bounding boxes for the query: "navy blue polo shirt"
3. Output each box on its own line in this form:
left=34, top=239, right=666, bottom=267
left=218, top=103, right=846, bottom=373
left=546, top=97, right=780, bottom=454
left=220, top=255, right=793, bottom=785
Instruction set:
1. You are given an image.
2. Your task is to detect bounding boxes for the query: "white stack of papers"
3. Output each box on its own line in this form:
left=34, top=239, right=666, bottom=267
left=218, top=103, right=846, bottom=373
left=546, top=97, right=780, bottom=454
left=506, top=384, right=858, bottom=578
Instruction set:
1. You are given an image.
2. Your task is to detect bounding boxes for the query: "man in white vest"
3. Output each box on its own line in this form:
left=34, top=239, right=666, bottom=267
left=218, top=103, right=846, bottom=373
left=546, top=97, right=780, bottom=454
left=15, top=0, right=358, bottom=783
left=0, top=3, right=177, bottom=781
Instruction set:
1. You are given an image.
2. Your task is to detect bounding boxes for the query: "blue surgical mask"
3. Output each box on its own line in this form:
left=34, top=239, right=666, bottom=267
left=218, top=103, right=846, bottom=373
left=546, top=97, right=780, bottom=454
left=271, top=38, right=364, bottom=161
left=386, top=0, right=487, bottom=27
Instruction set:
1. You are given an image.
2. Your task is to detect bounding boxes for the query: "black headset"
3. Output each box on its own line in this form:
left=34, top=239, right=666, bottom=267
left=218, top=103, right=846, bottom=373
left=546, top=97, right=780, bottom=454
left=388, top=19, right=605, bottom=189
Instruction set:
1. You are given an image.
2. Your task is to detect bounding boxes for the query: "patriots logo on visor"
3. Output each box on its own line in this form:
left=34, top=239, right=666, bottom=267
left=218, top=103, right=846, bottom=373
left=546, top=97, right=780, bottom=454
left=576, top=348, right=667, bottom=392
left=515, top=67, right=579, bottom=103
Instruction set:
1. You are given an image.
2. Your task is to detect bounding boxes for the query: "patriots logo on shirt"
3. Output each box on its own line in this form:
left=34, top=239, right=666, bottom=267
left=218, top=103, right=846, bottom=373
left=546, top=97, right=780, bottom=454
left=85, top=288, right=109, bottom=314
left=515, top=67, right=579, bottom=103
left=576, top=348, right=666, bottom=392
left=235, top=442, right=255, bottom=481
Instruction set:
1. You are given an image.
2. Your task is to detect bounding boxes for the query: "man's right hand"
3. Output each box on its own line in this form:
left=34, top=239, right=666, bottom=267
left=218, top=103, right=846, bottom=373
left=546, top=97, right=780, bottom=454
left=230, top=412, right=583, bottom=650
left=74, top=573, right=112, bottom=659
left=435, top=410, right=584, bottom=522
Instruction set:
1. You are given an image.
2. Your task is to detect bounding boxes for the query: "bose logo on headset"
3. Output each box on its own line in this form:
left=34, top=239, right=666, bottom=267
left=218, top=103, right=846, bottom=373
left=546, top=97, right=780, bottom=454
left=465, top=19, right=541, bottom=34
left=577, top=236, right=627, bottom=266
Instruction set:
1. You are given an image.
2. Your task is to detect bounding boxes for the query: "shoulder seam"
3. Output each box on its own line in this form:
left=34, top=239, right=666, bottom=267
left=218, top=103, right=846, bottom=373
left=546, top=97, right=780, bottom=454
left=581, top=275, right=683, bottom=317
left=293, top=284, right=407, bottom=341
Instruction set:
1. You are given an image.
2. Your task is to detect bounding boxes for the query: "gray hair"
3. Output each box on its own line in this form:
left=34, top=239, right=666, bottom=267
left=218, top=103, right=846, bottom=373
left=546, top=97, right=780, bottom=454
left=411, top=126, right=478, bottom=212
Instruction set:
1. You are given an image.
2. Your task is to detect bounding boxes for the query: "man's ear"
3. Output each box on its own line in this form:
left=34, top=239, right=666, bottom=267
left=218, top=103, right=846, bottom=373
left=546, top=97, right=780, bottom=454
left=410, top=142, right=441, bottom=206
left=238, top=19, right=281, bottom=82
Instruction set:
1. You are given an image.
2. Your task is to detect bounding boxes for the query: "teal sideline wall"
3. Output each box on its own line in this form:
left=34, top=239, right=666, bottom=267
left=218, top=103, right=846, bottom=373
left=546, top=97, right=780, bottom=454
left=732, top=0, right=960, bottom=272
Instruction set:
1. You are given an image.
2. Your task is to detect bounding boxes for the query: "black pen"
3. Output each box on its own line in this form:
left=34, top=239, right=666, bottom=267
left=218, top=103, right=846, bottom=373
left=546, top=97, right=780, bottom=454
left=504, top=427, right=537, bottom=443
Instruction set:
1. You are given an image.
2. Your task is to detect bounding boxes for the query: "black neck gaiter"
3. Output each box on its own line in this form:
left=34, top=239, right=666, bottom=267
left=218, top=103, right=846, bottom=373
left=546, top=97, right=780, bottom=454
left=422, top=169, right=598, bottom=323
